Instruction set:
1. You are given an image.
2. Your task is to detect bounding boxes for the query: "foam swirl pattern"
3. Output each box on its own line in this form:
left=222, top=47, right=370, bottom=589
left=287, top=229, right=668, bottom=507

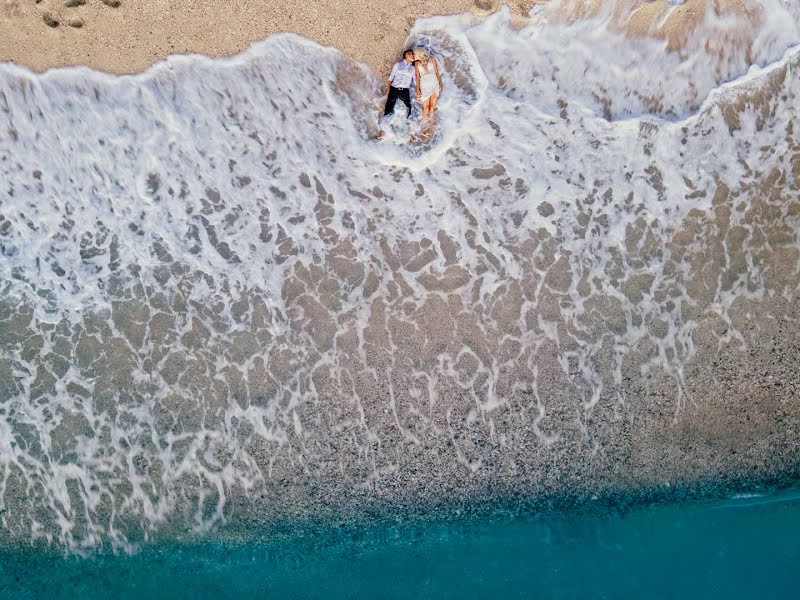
left=0, top=0, right=799, bottom=551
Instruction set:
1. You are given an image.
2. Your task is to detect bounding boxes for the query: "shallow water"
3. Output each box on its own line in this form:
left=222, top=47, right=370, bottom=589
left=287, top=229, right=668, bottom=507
left=0, top=0, right=799, bottom=554
left=2, top=487, right=800, bottom=599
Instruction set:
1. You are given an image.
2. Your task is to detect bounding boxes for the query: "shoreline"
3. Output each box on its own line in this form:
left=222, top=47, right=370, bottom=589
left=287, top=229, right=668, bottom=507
left=0, top=1, right=755, bottom=77
left=4, top=482, right=799, bottom=596
left=2, top=469, right=798, bottom=553
left=0, top=0, right=538, bottom=77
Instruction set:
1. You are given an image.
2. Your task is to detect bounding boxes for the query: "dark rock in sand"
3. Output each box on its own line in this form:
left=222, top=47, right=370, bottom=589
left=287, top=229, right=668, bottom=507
left=68, top=18, right=83, bottom=28
left=65, top=0, right=86, bottom=7
left=43, top=13, right=59, bottom=28
left=100, top=0, right=121, bottom=7
left=537, top=201, right=555, bottom=217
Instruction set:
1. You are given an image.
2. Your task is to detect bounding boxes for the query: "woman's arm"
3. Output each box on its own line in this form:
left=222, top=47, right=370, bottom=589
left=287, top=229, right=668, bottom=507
left=434, top=58, right=443, bottom=89
left=414, top=62, right=421, bottom=99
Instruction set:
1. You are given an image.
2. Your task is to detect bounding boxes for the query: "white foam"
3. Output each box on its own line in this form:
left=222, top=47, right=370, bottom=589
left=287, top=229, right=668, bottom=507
left=0, top=0, right=798, bottom=551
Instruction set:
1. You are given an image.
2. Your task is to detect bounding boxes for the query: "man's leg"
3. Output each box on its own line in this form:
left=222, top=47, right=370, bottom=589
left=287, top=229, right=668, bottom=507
left=399, top=88, right=412, bottom=118
left=383, top=87, right=399, bottom=117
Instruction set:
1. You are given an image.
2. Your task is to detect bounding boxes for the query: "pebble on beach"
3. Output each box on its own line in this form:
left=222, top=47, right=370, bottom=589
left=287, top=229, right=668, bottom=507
left=42, top=13, right=59, bottom=27
left=68, top=18, right=84, bottom=28
left=65, top=0, right=86, bottom=7
left=100, top=0, right=121, bottom=7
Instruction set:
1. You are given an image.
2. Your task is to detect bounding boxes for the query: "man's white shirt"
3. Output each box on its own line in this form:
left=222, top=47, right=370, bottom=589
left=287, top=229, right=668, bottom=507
left=388, top=61, right=415, bottom=89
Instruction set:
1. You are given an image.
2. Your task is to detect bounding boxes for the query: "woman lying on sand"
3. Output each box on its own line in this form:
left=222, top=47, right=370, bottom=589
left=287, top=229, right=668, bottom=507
left=413, top=47, right=443, bottom=139
left=377, top=46, right=444, bottom=142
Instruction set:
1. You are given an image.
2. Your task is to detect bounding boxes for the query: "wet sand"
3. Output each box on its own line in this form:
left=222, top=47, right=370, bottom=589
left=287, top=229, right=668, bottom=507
left=0, top=1, right=755, bottom=76
left=553, top=0, right=756, bottom=51
left=0, top=0, right=796, bottom=549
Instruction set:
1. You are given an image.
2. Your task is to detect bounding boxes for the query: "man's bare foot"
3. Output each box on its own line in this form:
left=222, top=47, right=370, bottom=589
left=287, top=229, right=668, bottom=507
left=376, top=130, right=385, bottom=140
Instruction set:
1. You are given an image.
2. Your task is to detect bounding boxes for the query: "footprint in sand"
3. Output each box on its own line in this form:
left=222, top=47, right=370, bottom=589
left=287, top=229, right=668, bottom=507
left=40, top=0, right=121, bottom=29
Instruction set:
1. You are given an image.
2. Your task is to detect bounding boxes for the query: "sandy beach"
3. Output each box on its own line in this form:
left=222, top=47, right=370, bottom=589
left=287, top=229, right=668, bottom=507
left=0, top=0, right=537, bottom=75
left=0, top=0, right=756, bottom=75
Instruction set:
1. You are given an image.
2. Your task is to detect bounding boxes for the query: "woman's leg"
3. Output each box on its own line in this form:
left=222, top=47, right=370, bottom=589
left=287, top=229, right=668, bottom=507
left=422, top=94, right=438, bottom=136
left=428, top=93, right=439, bottom=133
left=429, top=93, right=439, bottom=115
left=420, top=98, right=431, bottom=135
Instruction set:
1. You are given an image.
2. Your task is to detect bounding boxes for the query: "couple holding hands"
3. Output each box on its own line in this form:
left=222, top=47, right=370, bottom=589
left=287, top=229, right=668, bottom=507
left=379, top=47, right=443, bottom=140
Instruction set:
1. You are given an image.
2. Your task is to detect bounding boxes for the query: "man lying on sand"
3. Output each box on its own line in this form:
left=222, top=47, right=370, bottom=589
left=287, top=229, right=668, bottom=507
left=383, top=49, right=416, bottom=120
left=378, top=47, right=443, bottom=141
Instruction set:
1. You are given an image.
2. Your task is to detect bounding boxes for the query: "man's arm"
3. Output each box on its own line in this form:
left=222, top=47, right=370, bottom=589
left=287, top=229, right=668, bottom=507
left=386, top=64, right=397, bottom=96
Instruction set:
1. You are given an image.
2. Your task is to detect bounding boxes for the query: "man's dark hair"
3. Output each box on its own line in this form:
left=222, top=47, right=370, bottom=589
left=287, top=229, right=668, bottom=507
left=403, top=49, right=415, bottom=58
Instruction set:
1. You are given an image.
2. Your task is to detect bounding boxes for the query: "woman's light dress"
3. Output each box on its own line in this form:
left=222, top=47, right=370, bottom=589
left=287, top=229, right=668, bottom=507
left=418, top=60, right=440, bottom=102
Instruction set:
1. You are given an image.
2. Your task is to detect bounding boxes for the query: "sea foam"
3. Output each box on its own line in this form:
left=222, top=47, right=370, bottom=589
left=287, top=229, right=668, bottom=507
left=1, top=0, right=799, bottom=552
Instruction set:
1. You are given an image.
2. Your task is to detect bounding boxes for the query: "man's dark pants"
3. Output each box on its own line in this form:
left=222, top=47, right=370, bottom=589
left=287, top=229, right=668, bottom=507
left=384, top=86, right=412, bottom=118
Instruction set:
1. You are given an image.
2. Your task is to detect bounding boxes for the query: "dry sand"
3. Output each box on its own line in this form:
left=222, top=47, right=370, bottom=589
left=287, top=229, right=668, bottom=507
left=0, top=0, right=536, bottom=76
left=0, top=1, right=755, bottom=76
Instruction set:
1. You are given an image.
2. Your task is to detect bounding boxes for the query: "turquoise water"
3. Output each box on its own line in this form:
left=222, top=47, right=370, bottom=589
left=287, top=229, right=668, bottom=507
left=2, top=489, right=799, bottom=599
